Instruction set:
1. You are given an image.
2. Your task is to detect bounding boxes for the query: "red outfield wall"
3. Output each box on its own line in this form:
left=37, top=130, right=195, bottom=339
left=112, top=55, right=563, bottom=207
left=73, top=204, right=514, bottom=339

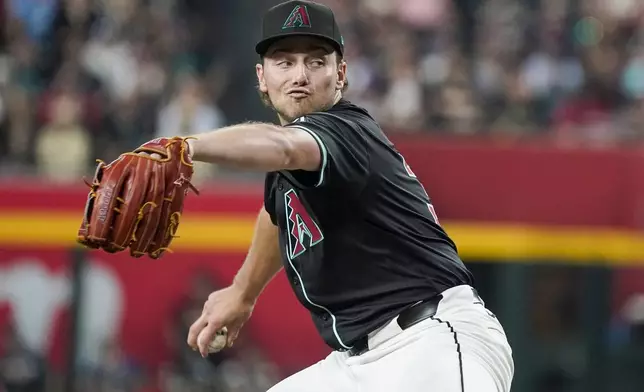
left=1, top=139, right=643, bottom=372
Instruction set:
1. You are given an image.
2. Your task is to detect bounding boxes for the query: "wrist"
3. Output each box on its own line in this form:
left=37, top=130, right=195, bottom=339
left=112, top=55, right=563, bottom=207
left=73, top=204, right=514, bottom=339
left=231, top=278, right=259, bottom=306
left=186, top=138, right=198, bottom=160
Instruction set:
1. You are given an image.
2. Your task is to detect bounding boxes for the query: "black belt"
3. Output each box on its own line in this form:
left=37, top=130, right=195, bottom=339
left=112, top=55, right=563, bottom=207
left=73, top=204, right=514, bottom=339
left=347, top=294, right=443, bottom=356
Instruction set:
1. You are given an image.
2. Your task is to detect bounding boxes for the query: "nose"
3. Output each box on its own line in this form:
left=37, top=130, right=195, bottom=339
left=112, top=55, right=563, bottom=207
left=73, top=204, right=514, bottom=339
left=292, top=62, right=309, bottom=86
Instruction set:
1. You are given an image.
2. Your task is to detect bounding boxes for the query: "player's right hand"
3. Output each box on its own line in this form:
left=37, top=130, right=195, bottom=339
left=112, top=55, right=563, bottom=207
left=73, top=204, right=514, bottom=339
left=186, top=284, right=254, bottom=357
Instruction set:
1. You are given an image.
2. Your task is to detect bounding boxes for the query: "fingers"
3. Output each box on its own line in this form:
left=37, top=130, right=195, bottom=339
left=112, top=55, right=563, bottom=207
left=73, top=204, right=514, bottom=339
left=186, top=316, right=207, bottom=351
left=196, top=322, right=219, bottom=358
left=188, top=316, right=240, bottom=355
left=227, top=329, right=239, bottom=348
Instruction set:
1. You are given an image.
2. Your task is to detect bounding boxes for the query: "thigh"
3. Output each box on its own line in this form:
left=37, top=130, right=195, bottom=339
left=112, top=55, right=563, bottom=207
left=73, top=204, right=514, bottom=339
left=357, top=351, right=500, bottom=392
left=462, top=357, right=500, bottom=392
left=354, top=319, right=507, bottom=392
left=268, top=351, right=354, bottom=392
left=450, top=310, right=515, bottom=391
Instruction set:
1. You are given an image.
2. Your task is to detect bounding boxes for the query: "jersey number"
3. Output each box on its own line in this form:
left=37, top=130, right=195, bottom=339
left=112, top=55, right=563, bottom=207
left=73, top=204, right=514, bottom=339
left=400, top=154, right=440, bottom=225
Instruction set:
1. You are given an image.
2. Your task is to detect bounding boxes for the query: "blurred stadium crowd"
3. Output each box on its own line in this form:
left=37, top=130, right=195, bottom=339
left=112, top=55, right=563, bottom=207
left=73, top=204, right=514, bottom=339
left=1, top=0, right=644, bottom=391
left=0, top=0, right=643, bottom=183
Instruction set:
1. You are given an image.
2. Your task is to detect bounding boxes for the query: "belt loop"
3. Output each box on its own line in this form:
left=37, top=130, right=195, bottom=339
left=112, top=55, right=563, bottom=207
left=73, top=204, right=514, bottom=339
left=347, top=336, right=369, bottom=356
left=471, top=287, right=484, bottom=305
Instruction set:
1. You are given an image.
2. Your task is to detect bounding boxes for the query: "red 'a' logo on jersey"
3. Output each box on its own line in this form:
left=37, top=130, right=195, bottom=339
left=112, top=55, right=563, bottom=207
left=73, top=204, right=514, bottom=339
left=284, top=189, right=324, bottom=259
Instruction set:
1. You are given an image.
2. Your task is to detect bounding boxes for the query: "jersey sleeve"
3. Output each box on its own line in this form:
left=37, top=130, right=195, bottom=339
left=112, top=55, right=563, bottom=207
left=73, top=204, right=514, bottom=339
left=282, top=114, right=370, bottom=190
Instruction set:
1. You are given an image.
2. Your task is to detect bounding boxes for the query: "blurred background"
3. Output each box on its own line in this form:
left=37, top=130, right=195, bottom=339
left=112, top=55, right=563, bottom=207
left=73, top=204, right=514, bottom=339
left=0, top=0, right=643, bottom=391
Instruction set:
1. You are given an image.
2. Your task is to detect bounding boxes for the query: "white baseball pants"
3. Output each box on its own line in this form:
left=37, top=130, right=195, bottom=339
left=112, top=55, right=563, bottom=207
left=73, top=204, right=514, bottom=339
left=268, top=285, right=514, bottom=392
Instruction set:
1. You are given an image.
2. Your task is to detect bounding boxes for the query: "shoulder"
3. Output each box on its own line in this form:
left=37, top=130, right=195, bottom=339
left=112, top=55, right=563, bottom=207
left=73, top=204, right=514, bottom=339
left=264, top=171, right=278, bottom=187
left=287, top=102, right=376, bottom=143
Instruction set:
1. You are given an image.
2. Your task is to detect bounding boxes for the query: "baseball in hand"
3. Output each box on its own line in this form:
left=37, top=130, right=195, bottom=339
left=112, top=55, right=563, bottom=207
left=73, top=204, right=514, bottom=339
left=198, top=326, right=228, bottom=354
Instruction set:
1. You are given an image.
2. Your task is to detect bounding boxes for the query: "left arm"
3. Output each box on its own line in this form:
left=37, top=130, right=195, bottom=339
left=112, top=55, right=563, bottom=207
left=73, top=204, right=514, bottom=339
left=187, top=122, right=321, bottom=172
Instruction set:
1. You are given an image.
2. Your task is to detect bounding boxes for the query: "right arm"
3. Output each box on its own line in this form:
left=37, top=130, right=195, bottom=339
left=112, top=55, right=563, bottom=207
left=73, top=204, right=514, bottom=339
left=187, top=206, right=283, bottom=355
left=232, top=206, right=283, bottom=305
left=187, top=122, right=322, bottom=172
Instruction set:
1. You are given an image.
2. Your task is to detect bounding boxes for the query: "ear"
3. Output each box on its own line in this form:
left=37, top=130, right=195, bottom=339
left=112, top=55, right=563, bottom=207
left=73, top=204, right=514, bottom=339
left=336, top=59, right=347, bottom=91
left=256, top=63, right=268, bottom=93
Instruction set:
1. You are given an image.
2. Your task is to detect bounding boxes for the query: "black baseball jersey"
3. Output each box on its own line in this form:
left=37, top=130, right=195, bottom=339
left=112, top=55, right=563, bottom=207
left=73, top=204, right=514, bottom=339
left=264, top=99, right=473, bottom=351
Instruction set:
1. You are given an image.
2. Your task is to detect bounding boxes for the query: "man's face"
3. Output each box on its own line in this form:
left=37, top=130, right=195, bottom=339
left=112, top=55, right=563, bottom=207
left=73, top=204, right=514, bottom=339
left=256, top=36, right=346, bottom=123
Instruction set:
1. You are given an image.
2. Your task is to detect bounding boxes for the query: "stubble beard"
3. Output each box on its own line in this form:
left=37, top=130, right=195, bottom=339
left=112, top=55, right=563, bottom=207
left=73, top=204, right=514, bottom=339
left=278, top=99, right=314, bottom=123
left=272, top=95, right=338, bottom=124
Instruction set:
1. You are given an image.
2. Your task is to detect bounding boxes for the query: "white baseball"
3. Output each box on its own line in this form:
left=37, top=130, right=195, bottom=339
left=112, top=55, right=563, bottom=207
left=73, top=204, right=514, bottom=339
left=198, top=326, right=228, bottom=353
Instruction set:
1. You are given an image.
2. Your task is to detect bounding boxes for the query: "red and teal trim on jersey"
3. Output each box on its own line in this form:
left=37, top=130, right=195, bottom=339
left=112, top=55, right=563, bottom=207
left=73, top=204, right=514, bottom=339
left=281, top=188, right=351, bottom=350
left=286, top=122, right=328, bottom=188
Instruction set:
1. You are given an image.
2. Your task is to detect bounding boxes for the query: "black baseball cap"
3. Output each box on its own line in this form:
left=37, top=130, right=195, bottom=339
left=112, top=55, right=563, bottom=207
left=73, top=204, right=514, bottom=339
left=255, top=0, right=344, bottom=57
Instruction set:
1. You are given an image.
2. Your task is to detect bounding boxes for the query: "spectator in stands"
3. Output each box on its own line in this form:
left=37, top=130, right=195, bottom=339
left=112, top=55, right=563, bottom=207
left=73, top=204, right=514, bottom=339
left=6, top=0, right=57, bottom=44
left=156, top=70, right=225, bottom=183
left=2, top=0, right=644, bottom=179
left=379, top=32, right=425, bottom=129
left=34, top=63, right=92, bottom=182
left=1, top=31, right=38, bottom=169
left=1, top=85, right=33, bottom=171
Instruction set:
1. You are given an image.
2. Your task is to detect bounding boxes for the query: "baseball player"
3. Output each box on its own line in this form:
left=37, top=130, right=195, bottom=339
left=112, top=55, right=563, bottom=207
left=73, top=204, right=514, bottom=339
left=185, top=1, right=515, bottom=391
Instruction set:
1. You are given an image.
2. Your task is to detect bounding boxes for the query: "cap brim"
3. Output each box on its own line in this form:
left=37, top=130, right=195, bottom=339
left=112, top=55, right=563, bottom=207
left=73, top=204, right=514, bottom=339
left=255, top=32, right=343, bottom=57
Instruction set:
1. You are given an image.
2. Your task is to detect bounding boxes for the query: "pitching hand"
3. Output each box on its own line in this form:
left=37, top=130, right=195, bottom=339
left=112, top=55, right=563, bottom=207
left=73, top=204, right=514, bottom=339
left=187, top=285, right=254, bottom=357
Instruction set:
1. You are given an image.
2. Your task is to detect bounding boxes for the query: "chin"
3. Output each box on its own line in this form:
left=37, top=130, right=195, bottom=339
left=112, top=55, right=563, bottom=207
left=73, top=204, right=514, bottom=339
left=276, top=106, right=309, bottom=123
left=284, top=100, right=326, bottom=119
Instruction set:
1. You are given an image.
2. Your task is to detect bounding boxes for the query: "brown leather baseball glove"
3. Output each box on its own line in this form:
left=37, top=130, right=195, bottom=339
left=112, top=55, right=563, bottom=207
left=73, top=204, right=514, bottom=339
left=77, top=136, right=199, bottom=259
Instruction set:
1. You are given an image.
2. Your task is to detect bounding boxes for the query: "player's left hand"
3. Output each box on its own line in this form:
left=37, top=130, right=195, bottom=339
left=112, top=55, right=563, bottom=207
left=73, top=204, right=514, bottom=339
left=77, top=136, right=199, bottom=259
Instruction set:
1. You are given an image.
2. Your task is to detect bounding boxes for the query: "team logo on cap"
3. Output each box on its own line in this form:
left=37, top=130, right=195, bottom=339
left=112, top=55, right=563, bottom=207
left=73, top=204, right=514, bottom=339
left=282, top=5, right=311, bottom=29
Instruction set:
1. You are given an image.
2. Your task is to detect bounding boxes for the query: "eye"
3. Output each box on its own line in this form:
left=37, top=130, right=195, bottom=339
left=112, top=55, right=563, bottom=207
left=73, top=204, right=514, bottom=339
left=276, top=60, right=292, bottom=68
left=310, top=59, right=325, bottom=67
